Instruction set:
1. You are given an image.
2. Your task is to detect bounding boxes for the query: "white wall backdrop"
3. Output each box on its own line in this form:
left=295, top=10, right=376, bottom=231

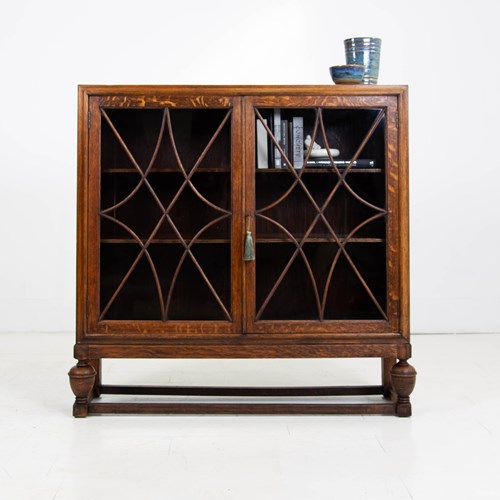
left=0, top=0, right=498, bottom=333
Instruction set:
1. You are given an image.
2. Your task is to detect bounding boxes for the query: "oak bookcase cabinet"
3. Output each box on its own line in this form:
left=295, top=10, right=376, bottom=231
left=69, top=85, right=416, bottom=417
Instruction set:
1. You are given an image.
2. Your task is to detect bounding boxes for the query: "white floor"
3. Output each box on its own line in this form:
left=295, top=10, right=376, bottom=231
left=1, top=333, right=499, bottom=500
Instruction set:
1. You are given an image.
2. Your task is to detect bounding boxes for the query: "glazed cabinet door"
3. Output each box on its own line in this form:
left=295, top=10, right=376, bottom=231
left=243, top=94, right=401, bottom=335
left=84, top=94, right=243, bottom=337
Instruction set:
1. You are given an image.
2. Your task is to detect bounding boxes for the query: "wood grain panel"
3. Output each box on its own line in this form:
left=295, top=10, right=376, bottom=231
left=86, top=343, right=399, bottom=359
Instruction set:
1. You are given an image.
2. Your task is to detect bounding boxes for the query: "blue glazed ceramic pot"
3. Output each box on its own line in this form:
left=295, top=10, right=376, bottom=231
left=329, top=65, right=365, bottom=84
left=344, top=37, right=381, bottom=84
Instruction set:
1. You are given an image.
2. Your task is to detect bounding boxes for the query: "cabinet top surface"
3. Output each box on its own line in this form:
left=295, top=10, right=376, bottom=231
left=79, top=84, right=408, bottom=96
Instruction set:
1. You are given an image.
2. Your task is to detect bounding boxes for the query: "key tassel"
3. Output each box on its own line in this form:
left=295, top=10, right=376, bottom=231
left=244, top=230, right=255, bottom=261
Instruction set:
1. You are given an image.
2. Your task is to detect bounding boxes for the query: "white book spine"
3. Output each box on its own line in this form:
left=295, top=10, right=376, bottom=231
left=256, top=119, right=268, bottom=168
left=273, top=109, right=282, bottom=168
left=293, top=117, right=304, bottom=169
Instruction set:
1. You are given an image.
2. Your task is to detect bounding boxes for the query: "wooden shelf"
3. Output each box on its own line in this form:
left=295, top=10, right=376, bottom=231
left=257, top=168, right=383, bottom=174
left=101, top=167, right=231, bottom=174
left=101, top=238, right=230, bottom=244
left=101, top=237, right=384, bottom=245
left=257, top=236, right=384, bottom=244
left=102, top=167, right=381, bottom=174
left=101, top=235, right=385, bottom=245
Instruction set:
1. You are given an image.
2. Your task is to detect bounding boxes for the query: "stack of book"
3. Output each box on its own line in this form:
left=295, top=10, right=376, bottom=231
left=256, top=109, right=303, bottom=169
left=256, top=109, right=377, bottom=170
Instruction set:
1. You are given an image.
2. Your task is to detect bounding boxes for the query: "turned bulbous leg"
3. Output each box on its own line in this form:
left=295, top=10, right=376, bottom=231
left=68, top=361, right=96, bottom=418
left=390, top=359, right=417, bottom=417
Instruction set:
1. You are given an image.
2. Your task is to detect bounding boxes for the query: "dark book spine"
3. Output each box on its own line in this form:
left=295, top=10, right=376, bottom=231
left=281, top=120, right=288, bottom=168
left=268, top=111, right=274, bottom=168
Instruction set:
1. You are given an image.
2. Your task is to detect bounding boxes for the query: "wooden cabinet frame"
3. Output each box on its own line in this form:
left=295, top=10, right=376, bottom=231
left=69, top=85, right=416, bottom=417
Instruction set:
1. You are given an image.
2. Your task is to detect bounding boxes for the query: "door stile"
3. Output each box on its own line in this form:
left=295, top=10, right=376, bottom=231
left=398, top=88, right=410, bottom=340
left=243, top=97, right=257, bottom=333
left=76, top=88, right=91, bottom=341
left=384, top=97, right=401, bottom=333
left=230, top=97, right=244, bottom=334
left=86, top=96, right=102, bottom=335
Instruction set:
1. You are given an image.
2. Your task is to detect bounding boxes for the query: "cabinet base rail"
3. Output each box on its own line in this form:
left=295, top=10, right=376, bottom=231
left=88, top=401, right=397, bottom=416
left=102, top=384, right=384, bottom=397
left=84, top=384, right=398, bottom=416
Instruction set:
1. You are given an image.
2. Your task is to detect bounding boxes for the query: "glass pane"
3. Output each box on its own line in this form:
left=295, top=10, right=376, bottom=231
left=168, top=244, right=231, bottom=320
left=101, top=108, right=164, bottom=172
left=99, top=107, right=232, bottom=321
left=254, top=106, right=387, bottom=321
left=100, top=244, right=161, bottom=320
left=256, top=243, right=318, bottom=320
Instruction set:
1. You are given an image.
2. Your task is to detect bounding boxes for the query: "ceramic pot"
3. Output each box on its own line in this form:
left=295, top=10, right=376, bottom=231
left=344, top=37, right=381, bottom=84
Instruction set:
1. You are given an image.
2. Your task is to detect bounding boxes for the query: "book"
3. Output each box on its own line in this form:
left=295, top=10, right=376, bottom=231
left=267, top=111, right=274, bottom=168
left=256, top=119, right=268, bottom=169
left=281, top=120, right=288, bottom=168
left=292, top=117, right=304, bottom=169
left=273, top=108, right=282, bottom=168
left=305, top=159, right=376, bottom=168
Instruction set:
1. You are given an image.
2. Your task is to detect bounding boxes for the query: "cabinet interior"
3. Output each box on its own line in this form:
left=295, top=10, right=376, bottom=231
left=98, top=105, right=388, bottom=322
